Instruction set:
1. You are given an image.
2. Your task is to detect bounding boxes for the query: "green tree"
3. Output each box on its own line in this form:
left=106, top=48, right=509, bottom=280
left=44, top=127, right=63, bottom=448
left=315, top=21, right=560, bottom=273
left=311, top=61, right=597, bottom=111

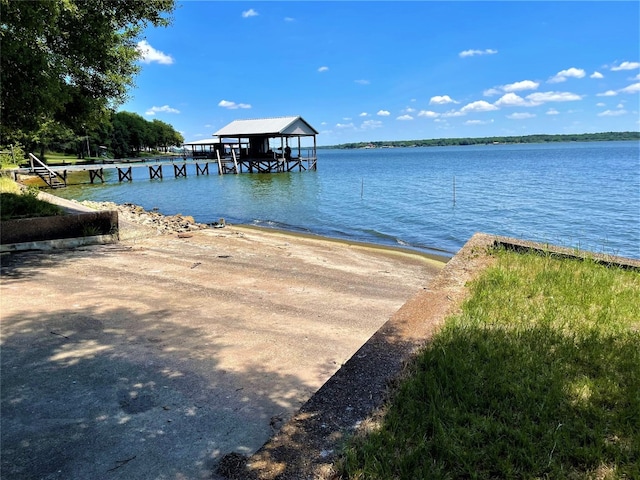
left=0, top=0, right=176, bottom=139
left=150, top=119, right=184, bottom=152
left=108, top=112, right=182, bottom=158
left=31, top=120, right=76, bottom=161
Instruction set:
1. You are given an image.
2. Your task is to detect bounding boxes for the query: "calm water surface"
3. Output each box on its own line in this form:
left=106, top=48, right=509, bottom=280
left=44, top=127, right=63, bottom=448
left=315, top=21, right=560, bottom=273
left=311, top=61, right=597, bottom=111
left=56, top=141, right=640, bottom=259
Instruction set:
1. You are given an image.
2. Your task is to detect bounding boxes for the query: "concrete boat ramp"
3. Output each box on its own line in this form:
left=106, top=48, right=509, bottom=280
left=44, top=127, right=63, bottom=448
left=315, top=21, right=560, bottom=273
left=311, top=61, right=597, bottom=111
left=0, top=217, right=444, bottom=479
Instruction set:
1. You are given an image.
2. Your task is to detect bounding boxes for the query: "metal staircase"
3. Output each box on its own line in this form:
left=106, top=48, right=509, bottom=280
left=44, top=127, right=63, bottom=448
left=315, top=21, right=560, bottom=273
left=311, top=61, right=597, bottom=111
left=29, top=153, right=66, bottom=188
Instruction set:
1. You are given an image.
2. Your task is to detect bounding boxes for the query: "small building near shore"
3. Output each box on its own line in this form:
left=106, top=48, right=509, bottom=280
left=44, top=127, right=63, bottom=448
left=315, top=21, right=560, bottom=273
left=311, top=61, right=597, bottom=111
left=183, top=116, right=318, bottom=174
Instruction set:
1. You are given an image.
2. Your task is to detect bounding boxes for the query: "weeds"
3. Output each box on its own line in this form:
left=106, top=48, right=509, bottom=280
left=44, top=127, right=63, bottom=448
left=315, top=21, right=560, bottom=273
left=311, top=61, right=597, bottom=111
left=0, top=178, right=63, bottom=220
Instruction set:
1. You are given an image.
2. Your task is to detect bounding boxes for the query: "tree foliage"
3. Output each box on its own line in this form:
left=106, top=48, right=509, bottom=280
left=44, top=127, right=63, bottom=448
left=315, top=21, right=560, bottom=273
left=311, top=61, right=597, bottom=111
left=109, top=112, right=183, bottom=158
left=0, top=0, right=176, bottom=139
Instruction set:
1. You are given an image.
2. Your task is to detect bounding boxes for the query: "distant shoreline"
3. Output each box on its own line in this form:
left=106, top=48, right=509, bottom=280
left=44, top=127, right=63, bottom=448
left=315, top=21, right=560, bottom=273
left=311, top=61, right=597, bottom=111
left=322, top=131, right=640, bottom=149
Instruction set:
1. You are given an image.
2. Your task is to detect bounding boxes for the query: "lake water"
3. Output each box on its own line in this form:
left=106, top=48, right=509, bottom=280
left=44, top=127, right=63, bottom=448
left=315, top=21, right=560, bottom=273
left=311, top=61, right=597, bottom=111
left=55, top=141, right=640, bottom=259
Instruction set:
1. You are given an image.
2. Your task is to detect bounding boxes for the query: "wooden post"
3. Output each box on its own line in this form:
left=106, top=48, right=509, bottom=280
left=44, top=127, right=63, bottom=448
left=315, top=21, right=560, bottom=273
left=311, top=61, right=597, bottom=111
left=149, top=165, right=163, bottom=180
left=312, top=135, right=317, bottom=170
left=231, top=150, right=239, bottom=174
left=216, top=150, right=223, bottom=175
left=196, top=163, right=209, bottom=175
left=89, top=168, right=104, bottom=184
left=117, top=166, right=132, bottom=182
left=453, top=176, right=456, bottom=206
left=174, top=163, right=187, bottom=178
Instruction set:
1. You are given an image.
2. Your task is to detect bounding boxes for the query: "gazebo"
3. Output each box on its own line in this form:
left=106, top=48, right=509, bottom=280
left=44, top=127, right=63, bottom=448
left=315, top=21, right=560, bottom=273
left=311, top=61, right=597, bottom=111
left=184, top=116, right=318, bottom=174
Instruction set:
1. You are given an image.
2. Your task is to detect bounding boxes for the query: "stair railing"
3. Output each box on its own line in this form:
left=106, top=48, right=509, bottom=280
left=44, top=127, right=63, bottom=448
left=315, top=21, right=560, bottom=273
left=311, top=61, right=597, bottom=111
left=28, top=153, right=67, bottom=188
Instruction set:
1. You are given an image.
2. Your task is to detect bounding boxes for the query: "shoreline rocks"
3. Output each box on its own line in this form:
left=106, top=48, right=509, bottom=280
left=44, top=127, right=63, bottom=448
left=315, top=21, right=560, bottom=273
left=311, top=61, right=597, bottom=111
left=79, top=200, right=213, bottom=234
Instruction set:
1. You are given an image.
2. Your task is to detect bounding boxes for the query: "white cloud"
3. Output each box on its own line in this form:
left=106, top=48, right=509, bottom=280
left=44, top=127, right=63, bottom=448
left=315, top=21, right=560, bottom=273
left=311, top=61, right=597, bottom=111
left=284, top=17, right=295, bottom=22
left=546, top=108, right=560, bottom=115
left=596, top=102, right=606, bottom=107
left=465, top=119, right=494, bottom=125
left=218, top=100, right=251, bottom=109
left=525, top=91, right=583, bottom=103
left=616, top=103, right=625, bottom=109
left=460, top=100, right=498, bottom=113
left=610, top=61, right=640, bottom=71
left=483, top=88, right=502, bottom=96
left=494, top=93, right=535, bottom=107
left=459, top=48, right=498, bottom=58
left=598, top=109, right=627, bottom=117
left=503, top=80, right=540, bottom=92
left=361, top=120, right=383, bottom=129
left=507, top=112, right=536, bottom=119
left=635, top=74, right=640, bottom=80
left=548, top=67, right=586, bottom=83
left=145, top=105, right=180, bottom=115
left=590, top=71, right=604, bottom=79
left=484, top=80, right=539, bottom=97
left=404, top=107, right=416, bottom=113
left=596, top=82, right=640, bottom=96
left=619, top=82, right=640, bottom=94
left=136, top=40, right=174, bottom=65
left=318, top=66, right=329, bottom=73
left=354, top=79, right=370, bottom=85
left=359, top=112, right=368, bottom=117
left=336, top=122, right=355, bottom=129
left=429, top=95, right=457, bottom=105
left=418, top=110, right=440, bottom=118
left=242, top=9, right=258, bottom=18
left=442, top=109, right=465, bottom=118
left=377, top=110, right=390, bottom=116
left=396, top=115, right=413, bottom=121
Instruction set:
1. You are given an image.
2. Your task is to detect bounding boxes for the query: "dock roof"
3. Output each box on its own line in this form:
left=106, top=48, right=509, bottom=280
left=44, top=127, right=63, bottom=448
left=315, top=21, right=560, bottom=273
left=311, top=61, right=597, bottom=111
left=213, top=116, right=318, bottom=138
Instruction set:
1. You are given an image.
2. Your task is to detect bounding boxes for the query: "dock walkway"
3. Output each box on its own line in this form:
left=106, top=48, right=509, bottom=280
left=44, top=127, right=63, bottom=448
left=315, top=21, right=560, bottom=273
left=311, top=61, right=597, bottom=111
left=15, top=154, right=317, bottom=188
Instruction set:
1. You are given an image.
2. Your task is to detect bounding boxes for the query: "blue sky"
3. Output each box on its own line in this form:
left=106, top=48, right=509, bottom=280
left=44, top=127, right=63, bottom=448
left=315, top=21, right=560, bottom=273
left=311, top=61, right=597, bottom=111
left=124, top=1, right=640, bottom=146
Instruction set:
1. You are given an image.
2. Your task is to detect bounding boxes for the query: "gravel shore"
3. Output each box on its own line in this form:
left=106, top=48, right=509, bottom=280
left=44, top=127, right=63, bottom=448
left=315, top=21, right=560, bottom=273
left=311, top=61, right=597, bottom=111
left=79, top=200, right=214, bottom=234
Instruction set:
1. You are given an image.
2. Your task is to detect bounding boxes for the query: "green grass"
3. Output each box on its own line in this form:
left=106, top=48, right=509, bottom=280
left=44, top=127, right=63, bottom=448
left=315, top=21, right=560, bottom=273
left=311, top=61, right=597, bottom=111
left=41, top=152, right=101, bottom=164
left=0, top=177, right=63, bottom=220
left=338, top=249, right=640, bottom=479
left=0, top=176, right=22, bottom=194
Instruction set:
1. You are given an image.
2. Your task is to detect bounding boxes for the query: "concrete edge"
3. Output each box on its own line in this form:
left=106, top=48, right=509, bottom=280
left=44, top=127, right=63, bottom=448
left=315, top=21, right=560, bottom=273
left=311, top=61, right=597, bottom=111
left=0, top=234, right=119, bottom=253
left=491, top=235, right=640, bottom=270
left=1, top=192, right=119, bottom=250
left=36, top=190, right=98, bottom=214
left=238, top=232, right=639, bottom=479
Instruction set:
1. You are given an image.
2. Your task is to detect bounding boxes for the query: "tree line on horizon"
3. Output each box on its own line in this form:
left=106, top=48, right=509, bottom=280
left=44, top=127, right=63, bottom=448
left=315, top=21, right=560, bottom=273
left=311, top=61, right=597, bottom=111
left=325, top=131, right=640, bottom=149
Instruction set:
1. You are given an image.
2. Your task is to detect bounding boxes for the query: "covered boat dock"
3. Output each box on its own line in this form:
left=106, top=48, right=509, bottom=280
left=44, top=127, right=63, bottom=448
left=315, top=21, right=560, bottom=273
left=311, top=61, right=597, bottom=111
left=183, top=116, right=318, bottom=175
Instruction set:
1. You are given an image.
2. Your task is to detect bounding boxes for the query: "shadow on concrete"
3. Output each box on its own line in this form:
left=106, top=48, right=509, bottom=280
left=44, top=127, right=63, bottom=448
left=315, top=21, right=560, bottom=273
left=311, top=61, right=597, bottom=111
left=240, top=320, right=420, bottom=479
left=1, top=300, right=309, bottom=479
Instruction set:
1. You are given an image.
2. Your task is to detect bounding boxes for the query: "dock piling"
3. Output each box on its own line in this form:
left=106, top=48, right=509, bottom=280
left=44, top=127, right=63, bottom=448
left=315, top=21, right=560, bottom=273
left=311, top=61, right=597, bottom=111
left=117, top=167, right=132, bottom=182
left=173, top=164, right=187, bottom=178
left=149, top=165, right=163, bottom=180
left=89, top=168, right=104, bottom=184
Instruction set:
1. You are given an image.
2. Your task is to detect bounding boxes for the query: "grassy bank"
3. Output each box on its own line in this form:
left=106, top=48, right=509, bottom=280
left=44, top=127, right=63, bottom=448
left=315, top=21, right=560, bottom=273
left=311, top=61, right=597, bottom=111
left=338, top=249, right=639, bottom=479
left=0, top=177, right=62, bottom=220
